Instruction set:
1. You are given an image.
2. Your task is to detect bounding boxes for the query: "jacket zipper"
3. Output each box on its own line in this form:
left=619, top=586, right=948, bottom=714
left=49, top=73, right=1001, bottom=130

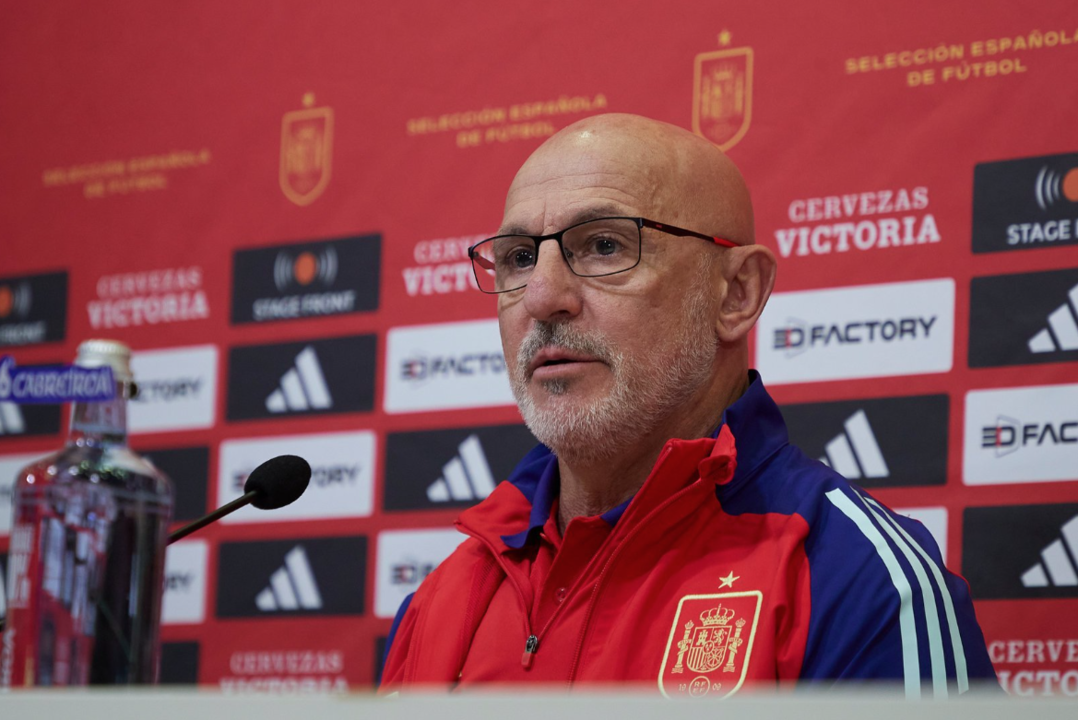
left=457, top=525, right=539, bottom=668
left=565, top=478, right=712, bottom=684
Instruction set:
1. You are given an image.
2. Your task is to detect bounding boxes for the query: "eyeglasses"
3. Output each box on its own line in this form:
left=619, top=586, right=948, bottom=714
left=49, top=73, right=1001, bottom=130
left=468, top=216, right=737, bottom=294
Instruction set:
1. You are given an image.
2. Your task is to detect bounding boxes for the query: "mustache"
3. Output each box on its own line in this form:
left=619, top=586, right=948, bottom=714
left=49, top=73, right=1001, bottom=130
left=516, top=322, right=615, bottom=377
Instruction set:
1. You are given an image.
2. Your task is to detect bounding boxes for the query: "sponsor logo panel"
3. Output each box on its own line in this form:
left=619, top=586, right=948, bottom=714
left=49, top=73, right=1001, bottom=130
left=894, top=506, right=948, bottom=561
left=963, top=503, right=1078, bottom=599
left=384, top=319, right=512, bottom=413
left=218, top=431, right=375, bottom=522
left=0, top=400, right=61, bottom=440
left=774, top=187, right=940, bottom=259
left=160, top=641, right=200, bottom=685
left=384, top=423, right=538, bottom=511
left=755, top=279, right=955, bottom=385
left=969, top=268, right=1078, bottom=368
left=963, top=383, right=1078, bottom=485
left=374, top=528, right=466, bottom=618
left=136, top=445, right=209, bottom=522
left=0, top=453, right=47, bottom=536
left=226, top=336, right=376, bottom=421
left=162, top=540, right=209, bottom=625
left=0, top=271, right=67, bottom=347
left=972, top=152, right=1078, bottom=254
left=781, top=394, right=948, bottom=488
left=129, top=345, right=218, bottom=434
left=88, top=266, right=209, bottom=330
left=231, top=235, right=380, bottom=325
left=216, top=536, right=367, bottom=618
left=1, top=553, right=6, bottom=620
left=373, top=636, right=387, bottom=685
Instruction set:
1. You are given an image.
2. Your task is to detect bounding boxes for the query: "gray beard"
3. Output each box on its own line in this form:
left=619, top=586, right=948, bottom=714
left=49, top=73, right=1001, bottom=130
left=510, top=266, right=718, bottom=466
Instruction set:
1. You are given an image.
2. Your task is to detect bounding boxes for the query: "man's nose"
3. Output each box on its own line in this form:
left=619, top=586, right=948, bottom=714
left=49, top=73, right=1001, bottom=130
left=522, top=240, right=583, bottom=321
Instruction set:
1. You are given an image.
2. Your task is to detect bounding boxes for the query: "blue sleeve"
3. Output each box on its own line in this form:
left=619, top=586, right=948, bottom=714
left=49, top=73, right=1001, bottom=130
left=378, top=593, right=414, bottom=687
left=799, top=486, right=999, bottom=697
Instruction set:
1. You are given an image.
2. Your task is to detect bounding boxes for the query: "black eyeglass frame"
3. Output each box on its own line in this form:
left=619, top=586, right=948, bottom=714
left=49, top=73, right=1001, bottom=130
left=467, top=216, right=737, bottom=294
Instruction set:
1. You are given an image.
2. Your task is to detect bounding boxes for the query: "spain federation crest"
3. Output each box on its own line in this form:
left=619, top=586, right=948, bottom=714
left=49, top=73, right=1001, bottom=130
left=658, top=591, right=761, bottom=699
left=280, top=93, right=334, bottom=206
left=692, top=33, right=753, bottom=152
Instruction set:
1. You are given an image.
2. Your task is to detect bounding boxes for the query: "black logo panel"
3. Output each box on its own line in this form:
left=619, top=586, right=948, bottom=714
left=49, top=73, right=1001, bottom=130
left=225, top=335, right=376, bottom=421
left=0, top=271, right=67, bottom=347
left=972, top=152, right=1078, bottom=254
left=0, top=399, right=61, bottom=440
left=384, top=423, right=539, bottom=511
left=780, top=394, right=948, bottom=488
left=231, top=235, right=381, bottom=324
left=160, top=641, right=200, bottom=684
left=969, top=268, right=1078, bottom=368
left=216, top=536, right=367, bottom=618
left=135, top=445, right=209, bottom=522
left=963, top=503, right=1078, bottom=599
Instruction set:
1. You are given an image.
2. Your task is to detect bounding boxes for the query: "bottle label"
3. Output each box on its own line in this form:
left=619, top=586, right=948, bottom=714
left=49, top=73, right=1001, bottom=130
left=0, top=356, right=115, bottom=404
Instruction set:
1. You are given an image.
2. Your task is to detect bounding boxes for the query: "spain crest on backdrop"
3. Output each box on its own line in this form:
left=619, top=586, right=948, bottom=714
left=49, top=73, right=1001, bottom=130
left=692, top=32, right=753, bottom=152
left=280, top=94, right=334, bottom=207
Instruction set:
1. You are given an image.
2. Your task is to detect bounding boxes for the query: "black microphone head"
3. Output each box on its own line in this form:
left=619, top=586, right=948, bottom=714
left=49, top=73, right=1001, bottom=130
left=244, top=455, right=311, bottom=510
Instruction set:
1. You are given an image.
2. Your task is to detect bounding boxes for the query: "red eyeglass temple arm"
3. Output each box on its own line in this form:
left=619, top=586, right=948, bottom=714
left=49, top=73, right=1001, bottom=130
left=647, top=221, right=739, bottom=249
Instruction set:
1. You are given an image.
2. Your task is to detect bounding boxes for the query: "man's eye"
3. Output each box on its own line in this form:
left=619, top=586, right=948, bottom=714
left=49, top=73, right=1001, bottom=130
left=503, top=247, right=535, bottom=269
left=589, top=235, right=628, bottom=255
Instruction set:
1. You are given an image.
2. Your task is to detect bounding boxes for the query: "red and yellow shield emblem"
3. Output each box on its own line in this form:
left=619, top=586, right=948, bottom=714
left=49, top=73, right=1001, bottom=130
left=658, top=591, right=761, bottom=698
left=280, top=95, right=333, bottom=206
left=692, top=47, right=753, bottom=152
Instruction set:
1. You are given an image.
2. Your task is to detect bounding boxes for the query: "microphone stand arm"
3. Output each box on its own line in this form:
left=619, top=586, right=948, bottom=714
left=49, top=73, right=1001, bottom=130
left=168, top=490, right=260, bottom=545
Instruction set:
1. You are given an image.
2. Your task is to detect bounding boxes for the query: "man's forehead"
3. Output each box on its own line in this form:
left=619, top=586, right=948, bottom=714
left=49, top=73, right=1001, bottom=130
left=498, top=201, right=633, bottom=236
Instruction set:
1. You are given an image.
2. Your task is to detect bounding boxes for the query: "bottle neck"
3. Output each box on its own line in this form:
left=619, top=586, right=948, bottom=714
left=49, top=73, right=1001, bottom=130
left=69, top=381, right=129, bottom=446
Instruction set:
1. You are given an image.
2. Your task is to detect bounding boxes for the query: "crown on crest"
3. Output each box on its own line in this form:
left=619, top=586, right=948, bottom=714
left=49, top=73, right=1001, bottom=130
left=700, top=605, right=736, bottom=626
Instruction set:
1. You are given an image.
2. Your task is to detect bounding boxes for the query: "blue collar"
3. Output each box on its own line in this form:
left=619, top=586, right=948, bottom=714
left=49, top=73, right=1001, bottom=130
left=500, top=371, right=786, bottom=549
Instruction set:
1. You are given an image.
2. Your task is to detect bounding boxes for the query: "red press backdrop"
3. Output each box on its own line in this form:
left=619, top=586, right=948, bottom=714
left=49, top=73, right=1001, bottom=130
left=2, top=0, right=1077, bottom=696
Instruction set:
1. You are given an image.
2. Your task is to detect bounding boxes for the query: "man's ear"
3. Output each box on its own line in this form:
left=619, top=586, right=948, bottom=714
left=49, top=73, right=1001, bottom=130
left=714, top=245, right=777, bottom=344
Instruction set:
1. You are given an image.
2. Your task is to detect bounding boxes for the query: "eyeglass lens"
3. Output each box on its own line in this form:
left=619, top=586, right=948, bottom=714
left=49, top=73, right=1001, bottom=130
left=472, top=217, right=641, bottom=292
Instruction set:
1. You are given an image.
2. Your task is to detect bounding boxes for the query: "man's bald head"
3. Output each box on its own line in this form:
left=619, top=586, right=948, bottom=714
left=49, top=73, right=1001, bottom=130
left=506, top=113, right=754, bottom=246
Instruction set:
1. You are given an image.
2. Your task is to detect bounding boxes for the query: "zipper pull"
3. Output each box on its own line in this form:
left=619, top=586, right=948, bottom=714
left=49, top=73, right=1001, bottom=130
left=521, top=635, right=539, bottom=668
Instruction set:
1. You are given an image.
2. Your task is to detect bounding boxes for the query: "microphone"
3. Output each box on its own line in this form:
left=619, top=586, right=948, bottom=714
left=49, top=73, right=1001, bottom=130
left=167, top=454, right=311, bottom=544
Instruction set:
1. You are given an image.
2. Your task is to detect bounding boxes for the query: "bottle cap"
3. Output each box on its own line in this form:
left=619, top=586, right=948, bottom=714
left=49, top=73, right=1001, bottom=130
left=75, top=339, right=134, bottom=384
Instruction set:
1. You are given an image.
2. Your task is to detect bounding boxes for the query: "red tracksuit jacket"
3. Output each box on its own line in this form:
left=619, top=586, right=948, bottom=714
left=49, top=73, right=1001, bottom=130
left=381, top=373, right=997, bottom=697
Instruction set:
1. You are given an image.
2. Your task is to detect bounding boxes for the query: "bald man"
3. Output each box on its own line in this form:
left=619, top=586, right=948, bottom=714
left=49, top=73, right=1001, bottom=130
left=380, top=114, right=996, bottom=696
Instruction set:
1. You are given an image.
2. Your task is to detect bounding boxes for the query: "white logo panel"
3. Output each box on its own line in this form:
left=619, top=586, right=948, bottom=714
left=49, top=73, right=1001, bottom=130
left=384, top=319, right=513, bottom=413
left=755, top=279, right=954, bottom=385
left=129, top=345, right=218, bottom=434
left=374, top=528, right=467, bottom=618
left=0, top=453, right=41, bottom=537
left=218, top=431, right=375, bottom=522
left=964, top=383, right=1078, bottom=485
left=162, top=540, right=208, bottom=625
left=0, top=403, right=26, bottom=435
left=895, top=506, right=948, bottom=563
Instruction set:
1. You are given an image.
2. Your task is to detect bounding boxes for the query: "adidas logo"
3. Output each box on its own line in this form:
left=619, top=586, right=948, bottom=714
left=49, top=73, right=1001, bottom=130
left=254, top=546, right=323, bottom=611
left=427, top=434, right=497, bottom=503
left=0, top=402, right=25, bottom=434
left=265, top=346, right=333, bottom=413
left=818, top=409, right=889, bottom=480
left=1021, top=515, right=1078, bottom=588
left=1028, top=283, right=1078, bottom=353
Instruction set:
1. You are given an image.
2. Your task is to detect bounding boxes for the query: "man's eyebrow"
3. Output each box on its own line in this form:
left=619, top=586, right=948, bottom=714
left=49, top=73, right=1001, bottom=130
left=497, top=204, right=630, bottom=236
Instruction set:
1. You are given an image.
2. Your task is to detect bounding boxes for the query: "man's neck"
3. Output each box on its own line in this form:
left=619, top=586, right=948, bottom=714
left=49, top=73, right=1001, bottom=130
left=555, top=371, right=749, bottom=534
